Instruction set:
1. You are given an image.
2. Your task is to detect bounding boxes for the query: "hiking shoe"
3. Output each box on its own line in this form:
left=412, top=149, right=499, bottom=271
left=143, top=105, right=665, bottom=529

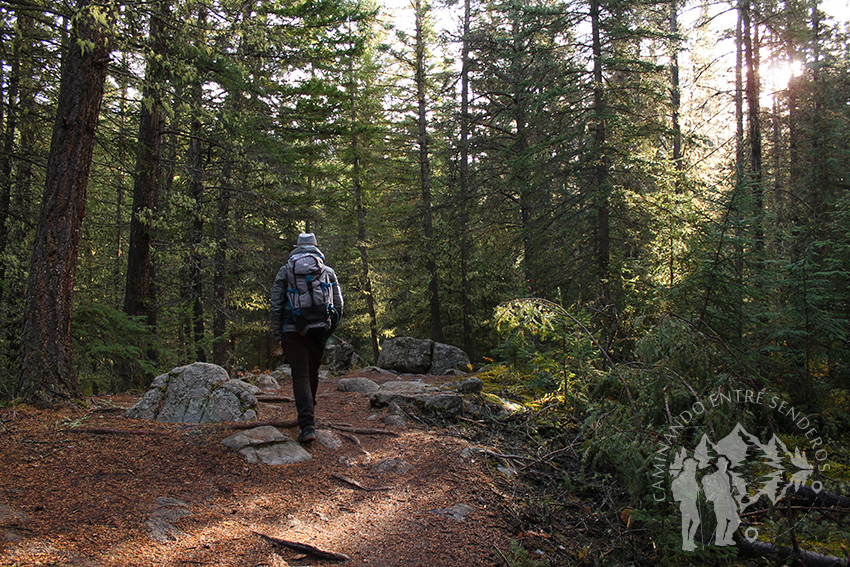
left=298, top=427, right=317, bottom=443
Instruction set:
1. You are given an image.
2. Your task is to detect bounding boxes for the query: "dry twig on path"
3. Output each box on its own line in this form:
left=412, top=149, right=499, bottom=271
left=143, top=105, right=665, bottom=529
left=254, top=532, right=351, bottom=561
left=255, top=395, right=295, bottom=403
left=64, top=427, right=168, bottom=436
left=331, top=473, right=391, bottom=492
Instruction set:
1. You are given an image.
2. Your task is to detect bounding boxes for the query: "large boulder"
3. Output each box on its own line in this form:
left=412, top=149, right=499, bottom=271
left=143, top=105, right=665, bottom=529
left=376, top=337, right=470, bottom=375
left=429, top=343, right=470, bottom=375
left=125, top=362, right=257, bottom=423
left=377, top=337, right=432, bottom=374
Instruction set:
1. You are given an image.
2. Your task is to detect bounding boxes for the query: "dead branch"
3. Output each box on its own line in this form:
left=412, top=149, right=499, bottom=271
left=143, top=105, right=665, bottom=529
left=337, top=431, right=368, bottom=454
left=331, top=473, right=390, bottom=492
left=255, top=395, right=294, bottom=403
left=328, top=424, right=400, bottom=437
left=254, top=532, right=351, bottom=561
left=63, top=427, right=168, bottom=436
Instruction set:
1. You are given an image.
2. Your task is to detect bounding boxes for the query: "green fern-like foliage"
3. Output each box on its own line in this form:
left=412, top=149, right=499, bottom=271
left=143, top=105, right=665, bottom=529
left=72, top=302, right=161, bottom=394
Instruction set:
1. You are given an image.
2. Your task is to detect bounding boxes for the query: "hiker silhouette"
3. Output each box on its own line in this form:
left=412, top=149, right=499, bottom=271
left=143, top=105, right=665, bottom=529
left=671, top=454, right=701, bottom=551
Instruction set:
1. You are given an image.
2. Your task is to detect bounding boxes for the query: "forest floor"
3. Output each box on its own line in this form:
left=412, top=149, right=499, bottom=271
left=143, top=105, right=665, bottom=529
left=0, top=369, right=622, bottom=567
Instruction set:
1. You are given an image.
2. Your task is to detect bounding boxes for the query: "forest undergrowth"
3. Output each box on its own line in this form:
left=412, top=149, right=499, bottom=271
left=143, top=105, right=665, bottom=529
left=468, top=298, right=850, bottom=567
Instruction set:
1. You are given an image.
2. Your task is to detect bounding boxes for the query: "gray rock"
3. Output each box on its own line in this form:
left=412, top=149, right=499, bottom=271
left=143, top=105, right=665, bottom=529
left=337, top=377, right=380, bottom=394
left=379, top=380, right=429, bottom=392
left=376, top=337, right=471, bottom=376
left=125, top=362, right=257, bottom=424
left=360, top=365, right=395, bottom=375
left=222, top=426, right=312, bottom=465
left=420, top=393, right=463, bottom=416
left=429, top=343, right=471, bottom=375
left=371, top=458, right=412, bottom=474
left=455, top=377, right=483, bottom=394
left=146, top=498, right=191, bottom=543
left=256, top=375, right=281, bottom=390
left=377, top=337, right=433, bottom=374
left=316, top=429, right=343, bottom=450
left=369, top=390, right=413, bottom=408
left=369, top=390, right=463, bottom=417
left=382, top=414, right=406, bottom=427
left=432, top=504, right=475, bottom=522
left=323, top=338, right=363, bottom=375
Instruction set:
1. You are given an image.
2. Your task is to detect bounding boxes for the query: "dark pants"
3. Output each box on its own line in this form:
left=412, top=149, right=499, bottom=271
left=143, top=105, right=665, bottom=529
left=281, top=330, right=326, bottom=432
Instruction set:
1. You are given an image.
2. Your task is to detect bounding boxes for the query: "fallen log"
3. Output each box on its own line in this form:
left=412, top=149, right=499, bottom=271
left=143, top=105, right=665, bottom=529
left=735, top=535, right=848, bottom=567
left=790, top=485, right=850, bottom=511
left=254, top=532, right=351, bottom=561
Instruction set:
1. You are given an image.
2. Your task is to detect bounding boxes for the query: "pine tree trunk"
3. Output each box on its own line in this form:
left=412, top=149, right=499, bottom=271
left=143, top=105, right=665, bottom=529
left=590, top=0, right=611, bottom=308
left=349, top=62, right=380, bottom=363
left=415, top=0, right=443, bottom=343
left=187, top=77, right=206, bottom=363
left=213, top=151, right=232, bottom=366
left=732, top=0, right=745, bottom=342
left=0, top=9, right=24, bottom=307
left=124, top=0, right=169, bottom=332
left=18, top=0, right=110, bottom=404
left=670, top=0, right=683, bottom=185
left=743, top=0, right=764, bottom=261
left=459, top=0, right=474, bottom=357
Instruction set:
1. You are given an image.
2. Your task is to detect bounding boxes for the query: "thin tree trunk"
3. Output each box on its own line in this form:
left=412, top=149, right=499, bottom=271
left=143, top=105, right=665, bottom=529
left=668, top=0, right=682, bottom=287
left=510, top=13, right=535, bottom=293
left=213, top=146, right=233, bottom=366
left=590, top=0, right=611, bottom=307
left=349, top=62, right=379, bottom=363
left=670, top=0, right=682, bottom=183
left=0, top=9, right=24, bottom=307
left=415, top=0, right=443, bottom=342
left=732, top=0, right=745, bottom=342
left=187, top=80, right=206, bottom=363
left=18, top=0, right=110, bottom=404
left=115, top=51, right=130, bottom=305
left=459, top=0, right=474, bottom=357
left=743, top=0, right=763, bottom=261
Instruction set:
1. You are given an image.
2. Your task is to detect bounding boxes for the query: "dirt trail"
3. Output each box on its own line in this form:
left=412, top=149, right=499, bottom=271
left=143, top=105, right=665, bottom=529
left=0, top=370, right=515, bottom=567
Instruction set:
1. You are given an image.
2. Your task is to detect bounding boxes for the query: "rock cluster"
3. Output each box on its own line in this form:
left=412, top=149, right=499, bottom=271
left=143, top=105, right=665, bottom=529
left=376, top=337, right=470, bottom=375
left=125, top=362, right=258, bottom=423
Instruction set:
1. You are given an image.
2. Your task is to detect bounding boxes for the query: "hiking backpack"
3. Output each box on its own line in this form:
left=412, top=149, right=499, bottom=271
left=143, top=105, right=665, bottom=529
left=285, top=251, right=338, bottom=334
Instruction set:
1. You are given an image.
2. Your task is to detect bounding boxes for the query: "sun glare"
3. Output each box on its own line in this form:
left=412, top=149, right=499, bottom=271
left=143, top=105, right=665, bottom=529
left=761, top=60, right=804, bottom=105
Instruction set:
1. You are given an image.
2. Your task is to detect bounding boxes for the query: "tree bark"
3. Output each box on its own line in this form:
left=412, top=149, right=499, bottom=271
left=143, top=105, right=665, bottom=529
left=743, top=0, right=764, bottom=260
left=18, top=0, right=110, bottom=404
left=459, top=0, right=474, bottom=357
left=415, top=0, right=443, bottom=343
left=0, top=8, right=26, bottom=307
left=187, top=73, right=206, bottom=363
left=590, top=0, right=611, bottom=308
left=349, top=60, right=380, bottom=363
left=213, top=159, right=232, bottom=366
left=124, top=0, right=170, bottom=332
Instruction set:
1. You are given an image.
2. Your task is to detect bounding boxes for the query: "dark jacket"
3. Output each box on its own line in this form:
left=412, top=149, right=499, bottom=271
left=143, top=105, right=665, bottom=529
left=270, top=245, right=343, bottom=341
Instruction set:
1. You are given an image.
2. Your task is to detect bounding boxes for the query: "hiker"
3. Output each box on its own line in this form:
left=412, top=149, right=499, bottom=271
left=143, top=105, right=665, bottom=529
left=270, top=233, right=343, bottom=443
